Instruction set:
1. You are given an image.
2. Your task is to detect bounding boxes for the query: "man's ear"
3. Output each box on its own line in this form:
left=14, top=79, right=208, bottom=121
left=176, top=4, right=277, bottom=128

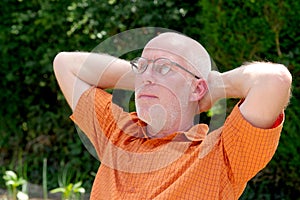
left=190, top=79, right=208, bottom=102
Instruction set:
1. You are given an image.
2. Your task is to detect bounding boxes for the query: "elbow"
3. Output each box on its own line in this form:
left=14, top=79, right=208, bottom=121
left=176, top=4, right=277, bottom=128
left=261, top=63, right=292, bottom=89
left=271, top=64, right=292, bottom=107
left=53, top=52, right=68, bottom=73
left=275, top=64, right=292, bottom=90
left=53, top=52, right=77, bottom=80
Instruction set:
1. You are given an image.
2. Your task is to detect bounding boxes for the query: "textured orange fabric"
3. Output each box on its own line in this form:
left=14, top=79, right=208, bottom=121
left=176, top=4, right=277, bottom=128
left=70, top=87, right=284, bottom=200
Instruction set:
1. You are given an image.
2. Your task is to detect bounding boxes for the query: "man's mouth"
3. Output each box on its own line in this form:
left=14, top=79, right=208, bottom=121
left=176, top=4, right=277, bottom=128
left=137, top=94, right=158, bottom=99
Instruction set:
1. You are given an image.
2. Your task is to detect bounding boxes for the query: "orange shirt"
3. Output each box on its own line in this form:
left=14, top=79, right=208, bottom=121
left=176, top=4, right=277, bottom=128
left=71, top=87, right=284, bottom=200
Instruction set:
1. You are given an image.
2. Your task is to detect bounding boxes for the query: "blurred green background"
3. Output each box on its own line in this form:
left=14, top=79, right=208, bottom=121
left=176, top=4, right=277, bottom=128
left=0, top=0, right=299, bottom=199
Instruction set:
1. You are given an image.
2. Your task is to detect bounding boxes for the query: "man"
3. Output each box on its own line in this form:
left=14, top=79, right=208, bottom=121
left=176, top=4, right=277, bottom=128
left=54, top=32, right=292, bottom=199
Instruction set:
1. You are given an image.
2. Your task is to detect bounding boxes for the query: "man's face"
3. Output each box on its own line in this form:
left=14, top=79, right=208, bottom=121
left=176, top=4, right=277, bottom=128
left=134, top=49, right=195, bottom=133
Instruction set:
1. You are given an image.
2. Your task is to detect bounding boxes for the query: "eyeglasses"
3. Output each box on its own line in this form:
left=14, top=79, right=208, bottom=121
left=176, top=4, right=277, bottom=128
left=130, top=57, right=201, bottom=79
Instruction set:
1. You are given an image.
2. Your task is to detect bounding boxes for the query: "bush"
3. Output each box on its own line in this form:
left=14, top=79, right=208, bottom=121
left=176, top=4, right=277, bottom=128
left=0, top=0, right=299, bottom=198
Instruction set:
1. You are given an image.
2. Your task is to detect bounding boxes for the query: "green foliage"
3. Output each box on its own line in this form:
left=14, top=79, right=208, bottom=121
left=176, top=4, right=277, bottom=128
left=0, top=0, right=299, bottom=199
left=50, top=181, right=85, bottom=200
left=3, top=170, right=28, bottom=200
left=50, top=164, right=86, bottom=200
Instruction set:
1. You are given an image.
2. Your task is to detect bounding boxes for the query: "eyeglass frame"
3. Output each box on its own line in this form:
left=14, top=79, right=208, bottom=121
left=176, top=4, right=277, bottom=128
left=130, top=57, right=201, bottom=79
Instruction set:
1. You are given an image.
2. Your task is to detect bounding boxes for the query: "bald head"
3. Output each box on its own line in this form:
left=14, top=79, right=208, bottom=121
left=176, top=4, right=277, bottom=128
left=143, top=32, right=211, bottom=79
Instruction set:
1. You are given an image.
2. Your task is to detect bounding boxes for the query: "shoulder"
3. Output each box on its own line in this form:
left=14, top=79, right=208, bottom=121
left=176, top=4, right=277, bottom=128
left=221, top=100, right=284, bottom=149
left=71, top=87, right=112, bottom=123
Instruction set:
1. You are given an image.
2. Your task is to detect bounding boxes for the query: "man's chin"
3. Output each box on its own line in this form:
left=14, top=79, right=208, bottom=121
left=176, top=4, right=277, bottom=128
left=136, top=109, right=150, bottom=124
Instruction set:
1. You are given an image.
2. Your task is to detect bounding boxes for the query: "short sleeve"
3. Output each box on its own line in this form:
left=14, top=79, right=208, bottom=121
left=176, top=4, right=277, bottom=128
left=221, top=103, right=284, bottom=185
left=70, top=87, right=116, bottom=158
left=70, top=87, right=144, bottom=161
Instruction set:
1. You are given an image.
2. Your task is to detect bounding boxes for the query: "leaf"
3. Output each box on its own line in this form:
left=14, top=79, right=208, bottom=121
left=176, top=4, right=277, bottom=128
left=4, top=171, right=17, bottom=180
left=16, top=178, right=27, bottom=186
left=50, top=188, right=66, bottom=194
left=66, top=183, right=73, bottom=191
left=17, top=191, right=29, bottom=200
left=73, top=181, right=82, bottom=189
left=75, top=187, right=85, bottom=194
left=5, top=180, right=16, bottom=186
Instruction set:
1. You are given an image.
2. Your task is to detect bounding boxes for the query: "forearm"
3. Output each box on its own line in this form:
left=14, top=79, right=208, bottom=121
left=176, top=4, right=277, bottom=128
left=54, top=51, right=135, bottom=110
left=55, top=52, right=135, bottom=90
left=221, top=62, right=291, bottom=100
left=219, top=61, right=292, bottom=128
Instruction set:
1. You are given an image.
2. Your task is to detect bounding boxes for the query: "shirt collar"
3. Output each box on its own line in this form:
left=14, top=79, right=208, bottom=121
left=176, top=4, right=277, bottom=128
left=182, top=124, right=209, bottom=141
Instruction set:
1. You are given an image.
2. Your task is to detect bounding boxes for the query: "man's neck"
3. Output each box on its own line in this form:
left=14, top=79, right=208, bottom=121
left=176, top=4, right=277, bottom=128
left=146, top=122, right=194, bottom=139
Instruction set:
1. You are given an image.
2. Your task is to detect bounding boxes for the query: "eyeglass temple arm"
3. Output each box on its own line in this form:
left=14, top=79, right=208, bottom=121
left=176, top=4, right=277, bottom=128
left=174, top=63, right=201, bottom=79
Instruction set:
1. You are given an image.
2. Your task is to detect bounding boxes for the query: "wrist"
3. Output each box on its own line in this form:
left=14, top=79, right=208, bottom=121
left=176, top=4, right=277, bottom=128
left=208, top=71, right=226, bottom=101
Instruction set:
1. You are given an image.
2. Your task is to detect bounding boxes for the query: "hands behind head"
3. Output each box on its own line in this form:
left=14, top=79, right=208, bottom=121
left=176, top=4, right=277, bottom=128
left=198, top=71, right=224, bottom=113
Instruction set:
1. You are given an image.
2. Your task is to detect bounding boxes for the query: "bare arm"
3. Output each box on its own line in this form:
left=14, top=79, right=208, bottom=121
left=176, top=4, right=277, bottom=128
left=53, top=52, right=135, bottom=110
left=200, top=62, right=292, bottom=128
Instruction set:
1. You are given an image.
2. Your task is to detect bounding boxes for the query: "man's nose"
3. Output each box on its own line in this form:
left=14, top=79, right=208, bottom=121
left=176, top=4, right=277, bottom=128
left=141, top=63, right=156, bottom=84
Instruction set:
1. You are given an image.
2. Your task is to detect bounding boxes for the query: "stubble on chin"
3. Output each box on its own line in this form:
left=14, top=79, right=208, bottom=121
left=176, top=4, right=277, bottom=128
left=136, top=103, right=167, bottom=135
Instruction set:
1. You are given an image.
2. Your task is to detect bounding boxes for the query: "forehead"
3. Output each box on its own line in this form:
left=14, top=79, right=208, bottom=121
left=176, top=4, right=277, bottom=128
left=141, top=48, right=185, bottom=63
